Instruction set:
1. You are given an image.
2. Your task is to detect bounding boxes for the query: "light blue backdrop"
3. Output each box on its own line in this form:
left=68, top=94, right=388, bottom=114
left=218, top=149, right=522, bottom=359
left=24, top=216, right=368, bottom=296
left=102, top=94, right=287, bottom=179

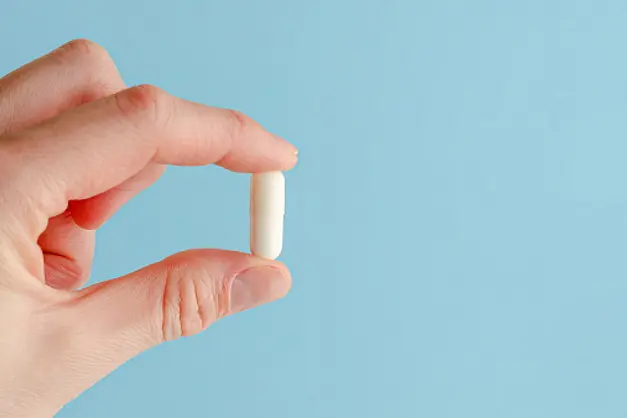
left=2, top=1, right=627, bottom=417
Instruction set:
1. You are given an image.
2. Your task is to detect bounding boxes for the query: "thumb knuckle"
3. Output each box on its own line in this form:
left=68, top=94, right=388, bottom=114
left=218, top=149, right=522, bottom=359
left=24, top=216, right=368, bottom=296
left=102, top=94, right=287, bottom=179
left=160, top=259, right=229, bottom=341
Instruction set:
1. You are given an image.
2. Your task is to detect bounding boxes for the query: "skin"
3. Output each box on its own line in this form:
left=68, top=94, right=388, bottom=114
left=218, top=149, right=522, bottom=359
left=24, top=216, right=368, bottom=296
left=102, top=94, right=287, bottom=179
left=0, top=39, right=298, bottom=417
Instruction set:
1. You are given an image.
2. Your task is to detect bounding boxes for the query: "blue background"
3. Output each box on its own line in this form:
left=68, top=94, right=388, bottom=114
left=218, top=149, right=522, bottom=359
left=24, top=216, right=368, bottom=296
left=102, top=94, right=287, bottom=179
left=2, top=1, right=627, bottom=417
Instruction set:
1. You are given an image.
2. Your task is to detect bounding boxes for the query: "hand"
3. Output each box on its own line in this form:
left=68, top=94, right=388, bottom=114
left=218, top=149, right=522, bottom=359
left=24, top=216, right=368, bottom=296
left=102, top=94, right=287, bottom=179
left=0, top=39, right=297, bottom=417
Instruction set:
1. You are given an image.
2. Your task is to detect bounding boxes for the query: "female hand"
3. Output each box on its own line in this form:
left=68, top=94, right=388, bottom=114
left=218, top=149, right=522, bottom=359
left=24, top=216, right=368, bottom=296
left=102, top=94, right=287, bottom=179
left=0, top=39, right=297, bottom=417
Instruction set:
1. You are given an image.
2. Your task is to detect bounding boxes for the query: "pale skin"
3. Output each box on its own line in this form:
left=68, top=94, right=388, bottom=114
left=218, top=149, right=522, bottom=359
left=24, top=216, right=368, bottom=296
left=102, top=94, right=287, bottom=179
left=0, top=39, right=297, bottom=417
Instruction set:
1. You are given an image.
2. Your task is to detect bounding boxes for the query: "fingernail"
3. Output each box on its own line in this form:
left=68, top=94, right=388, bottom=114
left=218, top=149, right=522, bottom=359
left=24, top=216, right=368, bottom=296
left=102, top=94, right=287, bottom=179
left=272, top=134, right=299, bottom=156
left=230, top=266, right=287, bottom=313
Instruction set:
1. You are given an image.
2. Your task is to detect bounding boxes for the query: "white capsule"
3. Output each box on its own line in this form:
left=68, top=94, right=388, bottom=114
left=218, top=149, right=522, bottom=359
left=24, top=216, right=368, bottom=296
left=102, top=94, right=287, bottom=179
left=250, top=171, right=285, bottom=260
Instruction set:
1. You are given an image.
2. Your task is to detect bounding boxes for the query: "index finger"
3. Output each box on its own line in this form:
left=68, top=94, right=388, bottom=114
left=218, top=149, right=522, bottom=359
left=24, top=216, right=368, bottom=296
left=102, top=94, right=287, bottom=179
left=0, top=85, right=298, bottom=222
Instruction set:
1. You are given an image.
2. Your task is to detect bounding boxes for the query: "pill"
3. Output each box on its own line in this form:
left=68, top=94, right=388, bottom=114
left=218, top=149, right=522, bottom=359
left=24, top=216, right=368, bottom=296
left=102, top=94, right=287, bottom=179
left=250, top=171, right=285, bottom=260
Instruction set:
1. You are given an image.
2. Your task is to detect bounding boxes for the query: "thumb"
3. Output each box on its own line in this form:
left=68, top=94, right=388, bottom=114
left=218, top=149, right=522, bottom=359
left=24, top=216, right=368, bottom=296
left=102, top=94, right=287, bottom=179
left=56, top=249, right=290, bottom=397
